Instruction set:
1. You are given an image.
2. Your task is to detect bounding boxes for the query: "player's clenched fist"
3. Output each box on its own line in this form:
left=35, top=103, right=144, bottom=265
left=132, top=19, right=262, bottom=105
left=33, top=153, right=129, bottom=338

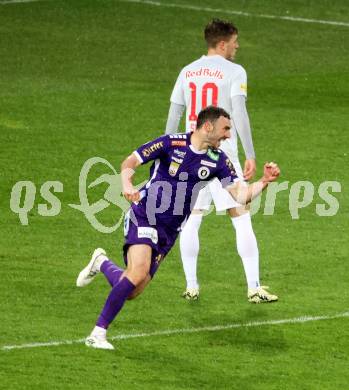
left=123, top=185, right=140, bottom=203
left=263, top=162, right=280, bottom=182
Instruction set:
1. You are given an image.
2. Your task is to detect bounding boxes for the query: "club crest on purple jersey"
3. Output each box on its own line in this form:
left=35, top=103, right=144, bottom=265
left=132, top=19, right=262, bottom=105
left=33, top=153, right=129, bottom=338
left=198, top=166, right=210, bottom=179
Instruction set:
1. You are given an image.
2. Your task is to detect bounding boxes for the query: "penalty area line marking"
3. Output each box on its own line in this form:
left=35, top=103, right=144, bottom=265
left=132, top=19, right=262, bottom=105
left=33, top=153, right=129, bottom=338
left=120, top=0, right=349, bottom=28
left=1, top=310, right=349, bottom=351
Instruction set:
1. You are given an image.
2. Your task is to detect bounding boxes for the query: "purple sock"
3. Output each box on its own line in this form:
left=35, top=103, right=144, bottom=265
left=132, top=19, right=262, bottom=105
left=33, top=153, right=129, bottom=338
left=96, top=277, right=135, bottom=329
left=101, top=260, right=124, bottom=287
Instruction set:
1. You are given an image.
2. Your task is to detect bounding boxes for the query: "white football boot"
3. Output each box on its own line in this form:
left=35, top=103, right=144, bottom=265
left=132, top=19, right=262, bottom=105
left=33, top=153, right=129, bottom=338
left=76, top=248, right=106, bottom=287
left=85, top=335, right=114, bottom=350
left=182, top=287, right=200, bottom=300
left=248, top=286, right=278, bottom=303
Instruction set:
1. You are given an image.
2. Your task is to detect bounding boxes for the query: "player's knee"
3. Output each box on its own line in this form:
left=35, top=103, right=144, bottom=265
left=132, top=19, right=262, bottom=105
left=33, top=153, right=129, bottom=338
left=126, top=265, right=149, bottom=285
left=127, top=274, right=151, bottom=300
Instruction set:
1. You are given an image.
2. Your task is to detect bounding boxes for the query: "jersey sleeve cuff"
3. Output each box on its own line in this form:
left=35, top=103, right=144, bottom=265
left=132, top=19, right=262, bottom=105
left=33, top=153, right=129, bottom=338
left=133, top=150, right=143, bottom=164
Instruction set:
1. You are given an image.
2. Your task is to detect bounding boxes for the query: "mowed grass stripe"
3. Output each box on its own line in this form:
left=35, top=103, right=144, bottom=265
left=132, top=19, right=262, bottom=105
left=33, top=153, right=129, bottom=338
left=0, top=0, right=47, bottom=4
left=121, top=0, right=349, bottom=27
left=2, top=311, right=349, bottom=351
left=1, top=0, right=348, bottom=27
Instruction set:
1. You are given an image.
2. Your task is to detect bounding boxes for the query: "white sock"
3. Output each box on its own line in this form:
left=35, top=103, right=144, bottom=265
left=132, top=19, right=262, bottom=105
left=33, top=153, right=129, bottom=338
left=180, top=214, right=203, bottom=289
left=231, top=213, right=260, bottom=289
left=91, top=326, right=107, bottom=339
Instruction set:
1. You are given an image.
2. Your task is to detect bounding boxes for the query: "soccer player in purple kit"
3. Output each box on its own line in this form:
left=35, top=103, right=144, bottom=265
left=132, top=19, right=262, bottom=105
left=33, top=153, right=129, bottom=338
left=76, top=106, right=280, bottom=350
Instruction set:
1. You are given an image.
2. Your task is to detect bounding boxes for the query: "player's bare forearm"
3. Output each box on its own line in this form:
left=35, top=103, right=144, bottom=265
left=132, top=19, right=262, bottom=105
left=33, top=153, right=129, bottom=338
left=228, top=162, right=280, bottom=204
left=121, top=154, right=141, bottom=202
left=227, top=181, right=265, bottom=205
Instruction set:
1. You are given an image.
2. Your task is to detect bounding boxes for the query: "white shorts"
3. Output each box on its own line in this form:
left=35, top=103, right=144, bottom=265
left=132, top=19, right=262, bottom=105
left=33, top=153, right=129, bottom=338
left=194, top=158, right=244, bottom=211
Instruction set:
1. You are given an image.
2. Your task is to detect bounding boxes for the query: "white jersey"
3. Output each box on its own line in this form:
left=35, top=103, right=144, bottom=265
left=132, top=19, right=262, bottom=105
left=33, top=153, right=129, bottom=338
left=170, top=54, right=247, bottom=161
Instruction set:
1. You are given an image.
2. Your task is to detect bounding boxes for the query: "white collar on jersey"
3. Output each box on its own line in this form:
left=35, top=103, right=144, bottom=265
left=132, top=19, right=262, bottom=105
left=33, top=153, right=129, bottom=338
left=201, top=54, right=224, bottom=59
left=189, top=144, right=207, bottom=154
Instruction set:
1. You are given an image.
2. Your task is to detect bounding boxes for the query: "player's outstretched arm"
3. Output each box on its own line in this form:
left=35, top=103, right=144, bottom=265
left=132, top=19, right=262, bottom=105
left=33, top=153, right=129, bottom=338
left=228, top=162, right=280, bottom=204
left=121, top=154, right=141, bottom=202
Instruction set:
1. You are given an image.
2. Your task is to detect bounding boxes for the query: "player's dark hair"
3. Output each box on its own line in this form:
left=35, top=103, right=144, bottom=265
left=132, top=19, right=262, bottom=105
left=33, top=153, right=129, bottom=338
left=204, top=19, right=238, bottom=48
left=196, top=106, right=230, bottom=129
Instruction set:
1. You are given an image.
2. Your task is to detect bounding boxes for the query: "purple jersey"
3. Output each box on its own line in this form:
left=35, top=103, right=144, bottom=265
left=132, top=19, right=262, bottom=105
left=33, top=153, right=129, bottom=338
left=133, top=133, right=238, bottom=231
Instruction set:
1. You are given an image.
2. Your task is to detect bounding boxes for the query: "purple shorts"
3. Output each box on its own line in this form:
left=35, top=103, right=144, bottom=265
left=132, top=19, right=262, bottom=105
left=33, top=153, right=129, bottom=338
left=123, top=201, right=179, bottom=277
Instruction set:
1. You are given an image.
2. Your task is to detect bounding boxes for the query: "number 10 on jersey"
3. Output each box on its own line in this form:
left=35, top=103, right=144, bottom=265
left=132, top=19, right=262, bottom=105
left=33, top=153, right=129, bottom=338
left=189, top=82, right=218, bottom=122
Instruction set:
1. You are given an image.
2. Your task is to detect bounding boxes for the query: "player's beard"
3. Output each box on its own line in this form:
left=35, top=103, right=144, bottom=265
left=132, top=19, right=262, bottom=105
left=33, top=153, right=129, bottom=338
left=226, top=49, right=237, bottom=62
left=206, top=133, right=221, bottom=149
left=228, top=52, right=236, bottom=62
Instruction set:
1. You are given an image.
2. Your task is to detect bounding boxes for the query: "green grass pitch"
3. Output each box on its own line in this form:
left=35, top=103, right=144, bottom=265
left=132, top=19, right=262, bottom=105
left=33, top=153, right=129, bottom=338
left=0, top=0, right=348, bottom=388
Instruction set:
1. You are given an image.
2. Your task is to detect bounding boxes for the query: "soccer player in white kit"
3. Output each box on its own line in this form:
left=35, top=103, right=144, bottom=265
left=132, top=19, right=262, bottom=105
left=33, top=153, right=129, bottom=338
left=166, top=19, right=278, bottom=303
